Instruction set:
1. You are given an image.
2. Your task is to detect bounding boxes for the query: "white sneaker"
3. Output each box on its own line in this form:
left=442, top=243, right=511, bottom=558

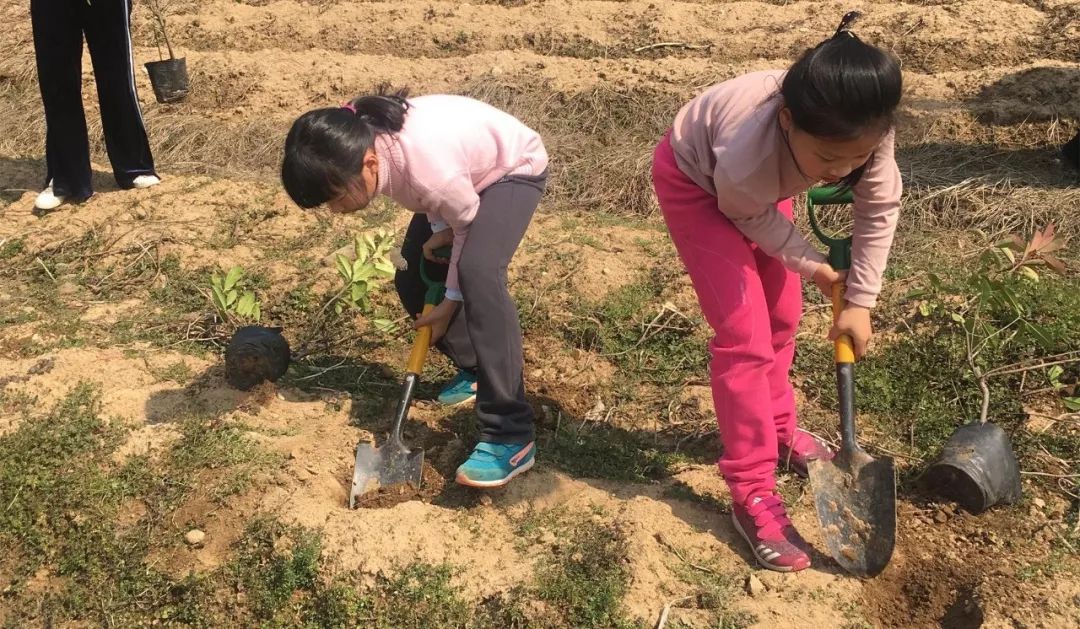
left=132, top=175, right=161, bottom=189
left=35, top=181, right=65, bottom=210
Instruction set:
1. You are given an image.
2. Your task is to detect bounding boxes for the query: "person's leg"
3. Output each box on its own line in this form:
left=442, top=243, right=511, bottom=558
left=454, top=172, right=547, bottom=487
left=83, top=0, right=156, bottom=189
left=652, top=133, right=809, bottom=572
left=31, top=0, right=93, bottom=202
left=756, top=198, right=833, bottom=477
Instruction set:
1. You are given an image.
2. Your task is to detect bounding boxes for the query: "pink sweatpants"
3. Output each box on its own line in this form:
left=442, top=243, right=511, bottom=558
left=652, top=133, right=802, bottom=506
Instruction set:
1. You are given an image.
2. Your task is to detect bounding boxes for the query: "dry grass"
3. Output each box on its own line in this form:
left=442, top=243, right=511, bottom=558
left=0, top=86, right=285, bottom=181
left=3, top=50, right=1077, bottom=236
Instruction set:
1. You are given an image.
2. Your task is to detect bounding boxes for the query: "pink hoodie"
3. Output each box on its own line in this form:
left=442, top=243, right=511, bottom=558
left=373, top=95, right=549, bottom=300
left=670, top=70, right=902, bottom=308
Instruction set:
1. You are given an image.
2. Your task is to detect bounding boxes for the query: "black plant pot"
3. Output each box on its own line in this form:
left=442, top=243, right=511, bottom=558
left=145, top=58, right=189, bottom=104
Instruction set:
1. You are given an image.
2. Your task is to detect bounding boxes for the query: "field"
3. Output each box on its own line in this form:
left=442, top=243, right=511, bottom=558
left=1, top=0, right=1079, bottom=626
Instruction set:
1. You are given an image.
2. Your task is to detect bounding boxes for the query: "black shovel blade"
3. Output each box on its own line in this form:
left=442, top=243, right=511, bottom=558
left=808, top=448, right=896, bottom=578
left=349, top=440, right=424, bottom=509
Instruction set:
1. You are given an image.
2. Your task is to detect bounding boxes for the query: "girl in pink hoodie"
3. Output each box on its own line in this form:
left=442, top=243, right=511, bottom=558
left=652, top=12, right=903, bottom=571
left=282, top=89, right=549, bottom=488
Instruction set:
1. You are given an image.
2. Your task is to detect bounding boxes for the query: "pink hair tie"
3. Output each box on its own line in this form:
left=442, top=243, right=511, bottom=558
left=341, top=103, right=357, bottom=114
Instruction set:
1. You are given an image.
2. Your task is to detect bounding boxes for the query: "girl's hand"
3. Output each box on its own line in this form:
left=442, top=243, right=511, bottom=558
left=413, top=298, right=460, bottom=344
left=829, top=304, right=873, bottom=360
left=422, top=229, right=454, bottom=264
left=812, top=263, right=847, bottom=299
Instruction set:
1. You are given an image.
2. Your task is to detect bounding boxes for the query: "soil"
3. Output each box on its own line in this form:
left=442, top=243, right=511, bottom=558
left=353, top=461, right=446, bottom=509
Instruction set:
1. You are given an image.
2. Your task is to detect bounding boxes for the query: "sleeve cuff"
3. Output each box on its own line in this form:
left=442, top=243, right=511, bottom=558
left=444, top=288, right=463, bottom=302
left=795, top=251, right=827, bottom=279
left=843, top=286, right=878, bottom=309
left=429, top=220, right=451, bottom=233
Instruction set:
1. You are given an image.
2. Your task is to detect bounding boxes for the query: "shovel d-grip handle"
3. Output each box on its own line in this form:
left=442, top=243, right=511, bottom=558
left=806, top=185, right=854, bottom=273
left=419, top=245, right=452, bottom=305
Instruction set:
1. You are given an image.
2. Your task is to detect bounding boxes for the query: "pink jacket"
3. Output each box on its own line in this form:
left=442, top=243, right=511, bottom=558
left=373, top=95, right=549, bottom=300
left=670, top=70, right=902, bottom=308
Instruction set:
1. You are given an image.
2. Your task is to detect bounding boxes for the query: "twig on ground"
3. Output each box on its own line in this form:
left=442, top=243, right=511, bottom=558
left=655, top=532, right=716, bottom=575
left=1021, top=471, right=1080, bottom=478
left=634, top=41, right=710, bottom=53
left=655, top=595, right=694, bottom=629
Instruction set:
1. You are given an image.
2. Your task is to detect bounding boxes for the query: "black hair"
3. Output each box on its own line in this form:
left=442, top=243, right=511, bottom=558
left=781, top=11, right=902, bottom=188
left=281, top=85, right=410, bottom=209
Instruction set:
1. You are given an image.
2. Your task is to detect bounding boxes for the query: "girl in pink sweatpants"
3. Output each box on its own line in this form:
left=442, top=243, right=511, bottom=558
left=652, top=12, right=903, bottom=572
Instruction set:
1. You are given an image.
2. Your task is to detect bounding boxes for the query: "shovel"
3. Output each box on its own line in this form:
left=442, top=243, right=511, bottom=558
left=349, top=247, right=449, bottom=509
left=804, top=186, right=896, bottom=578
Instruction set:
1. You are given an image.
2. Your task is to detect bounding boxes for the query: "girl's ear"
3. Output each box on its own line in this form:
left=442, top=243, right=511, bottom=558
left=778, top=106, right=793, bottom=133
left=362, top=147, right=379, bottom=177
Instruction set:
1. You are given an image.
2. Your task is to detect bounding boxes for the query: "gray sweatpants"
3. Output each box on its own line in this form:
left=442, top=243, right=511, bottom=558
left=395, top=172, right=548, bottom=444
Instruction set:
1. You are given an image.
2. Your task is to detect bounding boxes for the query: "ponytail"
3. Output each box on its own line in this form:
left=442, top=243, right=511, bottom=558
left=281, top=85, right=410, bottom=208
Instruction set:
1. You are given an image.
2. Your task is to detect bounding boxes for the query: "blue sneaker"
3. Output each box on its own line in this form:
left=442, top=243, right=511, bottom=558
left=455, top=441, right=535, bottom=488
left=438, top=370, right=477, bottom=406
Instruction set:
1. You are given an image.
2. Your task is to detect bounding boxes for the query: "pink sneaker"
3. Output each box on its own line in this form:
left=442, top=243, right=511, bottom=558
left=731, top=494, right=811, bottom=572
left=778, top=429, right=834, bottom=478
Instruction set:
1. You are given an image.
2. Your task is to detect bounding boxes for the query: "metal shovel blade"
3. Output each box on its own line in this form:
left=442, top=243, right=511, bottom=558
left=808, top=447, right=896, bottom=578
left=349, top=438, right=424, bottom=509
left=348, top=372, right=426, bottom=509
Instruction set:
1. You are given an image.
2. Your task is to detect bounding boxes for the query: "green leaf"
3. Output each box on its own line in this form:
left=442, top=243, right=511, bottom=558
left=351, top=283, right=366, bottom=301
left=950, top=312, right=965, bottom=324
left=999, top=247, right=1016, bottom=264
left=372, top=318, right=398, bottom=333
left=236, top=292, right=257, bottom=317
left=353, top=265, right=375, bottom=281
left=225, top=290, right=238, bottom=307
left=1019, top=265, right=1039, bottom=283
left=1063, top=397, right=1080, bottom=412
left=224, top=267, right=244, bottom=291
left=336, top=255, right=353, bottom=282
left=211, top=285, right=228, bottom=312
left=1048, top=365, right=1065, bottom=386
left=373, top=260, right=396, bottom=276
left=335, top=302, right=345, bottom=315
left=918, top=301, right=933, bottom=317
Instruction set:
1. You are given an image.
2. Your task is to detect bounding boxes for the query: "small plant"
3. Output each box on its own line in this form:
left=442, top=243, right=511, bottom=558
left=142, top=0, right=190, bottom=103
left=1047, top=365, right=1080, bottom=412
left=210, top=266, right=261, bottom=322
left=144, top=0, right=179, bottom=62
left=915, top=224, right=1072, bottom=422
left=332, top=230, right=397, bottom=331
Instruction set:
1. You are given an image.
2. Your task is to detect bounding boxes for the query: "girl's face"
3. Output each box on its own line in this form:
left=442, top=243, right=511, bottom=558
left=326, top=148, right=380, bottom=214
left=779, top=108, right=883, bottom=184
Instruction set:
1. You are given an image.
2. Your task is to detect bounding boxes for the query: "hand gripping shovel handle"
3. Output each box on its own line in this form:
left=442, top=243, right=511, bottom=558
left=407, top=245, right=451, bottom=376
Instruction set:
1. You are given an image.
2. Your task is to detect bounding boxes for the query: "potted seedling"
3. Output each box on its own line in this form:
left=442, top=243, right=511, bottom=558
left=144, top=0, right=189, bottom=103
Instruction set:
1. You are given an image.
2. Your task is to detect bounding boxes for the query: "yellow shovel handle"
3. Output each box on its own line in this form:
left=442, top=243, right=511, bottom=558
left=407, top=303, right=434, bottom=375
left=831, top=283, right=856, bottom=365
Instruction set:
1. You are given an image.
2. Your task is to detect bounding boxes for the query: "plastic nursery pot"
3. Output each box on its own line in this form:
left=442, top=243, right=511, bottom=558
left=145, top=58, right=190, bottom=104
left=923, top=422, right=1022, bottom=514
left=224, top=326, right=291, bottom=391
